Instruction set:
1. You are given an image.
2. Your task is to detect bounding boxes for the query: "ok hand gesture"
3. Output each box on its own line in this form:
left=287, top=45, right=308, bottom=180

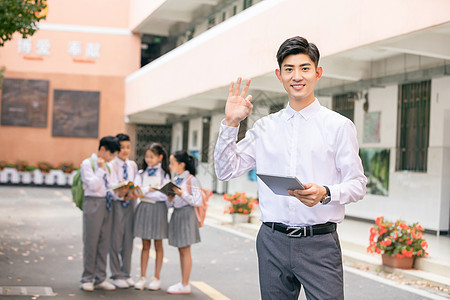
left=225, top=77, right=253, bottom=127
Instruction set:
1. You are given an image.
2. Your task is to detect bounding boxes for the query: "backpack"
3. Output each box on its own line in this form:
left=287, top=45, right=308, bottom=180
left=186, top=175, right=212, bottom=228
left=71, top=158, right=96, bottom=210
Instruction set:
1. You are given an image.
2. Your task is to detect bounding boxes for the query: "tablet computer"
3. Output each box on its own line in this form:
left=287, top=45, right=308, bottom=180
left=256, top=173, right=305, bottom=196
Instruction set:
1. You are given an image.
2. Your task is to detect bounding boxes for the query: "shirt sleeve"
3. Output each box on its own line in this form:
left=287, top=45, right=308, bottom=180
left=81, top=159, right=106, bottom=191
left=180, top=176, right=202, bottom=207
left=214, top=119, right=257, bottom=181
left=330, top=119, right=367, bottom=205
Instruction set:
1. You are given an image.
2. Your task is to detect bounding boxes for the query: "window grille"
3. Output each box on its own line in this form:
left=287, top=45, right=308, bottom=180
left=201, top=117, right=211, bottom=163
left=237, top=118, right=248, bottom=142
left=135, top=124, right=172, bottom=169
left=332, top=93, right=354, bottom=121
left=396, top=80, right=431, bottom=172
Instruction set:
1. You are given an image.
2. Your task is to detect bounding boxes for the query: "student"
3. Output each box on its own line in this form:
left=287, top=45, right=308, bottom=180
left=80, top=136, right=121, bottom=292
left=133, top=143, right=171, bottom=291
left=166, top=150, right=202, bottom=295
left=214, top=36, right=367, bottom=300
left=108, top=133, right=138, bottom=288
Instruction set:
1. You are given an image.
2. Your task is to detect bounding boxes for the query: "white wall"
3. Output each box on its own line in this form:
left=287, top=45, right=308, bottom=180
left=347, top=77, right=450, bottom=232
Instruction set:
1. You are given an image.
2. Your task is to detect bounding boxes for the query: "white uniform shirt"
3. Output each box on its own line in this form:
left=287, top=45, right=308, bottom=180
left=170, top=170, right=202, bottom=209
left=134, top=164, right=170, bottom=203
left=110, top=156, right=138, bottom=200
left=214, top=99, right=367, bottom=226
left=81, top=153, right=116, bottom=197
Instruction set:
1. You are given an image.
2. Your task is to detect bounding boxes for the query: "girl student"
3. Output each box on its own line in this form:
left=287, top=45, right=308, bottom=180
left=166, top=150, right=203, bottom=294
left=133, top=143, right=171, bottom=291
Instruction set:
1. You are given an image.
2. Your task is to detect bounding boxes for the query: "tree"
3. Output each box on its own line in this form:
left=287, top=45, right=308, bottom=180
left=0, top=0, right=48, bottom=47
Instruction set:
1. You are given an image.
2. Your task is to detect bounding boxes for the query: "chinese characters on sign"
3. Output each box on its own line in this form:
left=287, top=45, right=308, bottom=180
left=68, top=41, right=101, bottom=63
left=17, top=38, right=101, bottom=63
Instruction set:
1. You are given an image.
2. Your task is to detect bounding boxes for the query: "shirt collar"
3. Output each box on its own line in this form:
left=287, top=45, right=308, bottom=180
left=115, top=156, right=127, bottom=166
left=283, top=98, right=320, bottom=121
left=146, top=163, right=161, bottom=170
left=176, top=170, right=190, bottom=179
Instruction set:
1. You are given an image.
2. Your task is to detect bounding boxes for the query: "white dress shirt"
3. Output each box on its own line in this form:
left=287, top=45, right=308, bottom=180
left=134, top=164, right=170, bottom=203
left=214, top=99, right=367, bottom=226
left=170, top=170, right=203, bottom=209
left=81, top=153, right=116, bottom=197
left=110, top=156, right=138, bottom=200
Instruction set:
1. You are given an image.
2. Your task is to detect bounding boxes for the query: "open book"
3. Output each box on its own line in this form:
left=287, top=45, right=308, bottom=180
left=107, top=181, right=143, bottom=200
left=151, top=181, right=180, bottom=197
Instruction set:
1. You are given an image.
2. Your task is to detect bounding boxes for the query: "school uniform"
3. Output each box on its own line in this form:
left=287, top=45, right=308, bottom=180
left=109, top=157, right=138, bottom=281
left=134, top=164, right=170, bottom=240
left=80, top=153, right=117, bottom=285
left=168, top=170, right=202, bottom=248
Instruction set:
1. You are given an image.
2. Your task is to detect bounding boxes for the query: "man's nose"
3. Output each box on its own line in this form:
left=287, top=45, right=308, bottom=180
left=293, top=69, right=303, bottom=80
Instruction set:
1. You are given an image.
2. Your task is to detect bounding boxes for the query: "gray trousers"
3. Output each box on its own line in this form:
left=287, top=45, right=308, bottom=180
left=256, top=224, right=344, bottom=300
left=81, top=196, right=112, bottom=284
left=109, top=201, right=134, bottom=279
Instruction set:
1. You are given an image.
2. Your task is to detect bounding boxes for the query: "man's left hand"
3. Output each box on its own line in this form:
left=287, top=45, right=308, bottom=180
left=288, top=183, right=327, bottom=207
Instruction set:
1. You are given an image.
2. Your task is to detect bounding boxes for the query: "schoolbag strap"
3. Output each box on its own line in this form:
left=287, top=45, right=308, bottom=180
left=89, top=157, right=95, bottom=172
left=186, top=175, right=193, bottom=195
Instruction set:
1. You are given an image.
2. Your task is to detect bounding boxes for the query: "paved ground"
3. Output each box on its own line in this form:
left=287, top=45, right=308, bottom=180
left=1, top=186, right=449, bottom=300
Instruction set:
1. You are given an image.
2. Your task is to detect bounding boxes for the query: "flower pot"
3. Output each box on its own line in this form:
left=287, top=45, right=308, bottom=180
left=20, top=171, right=33, bottom=184
left=231, top=213, right=250, bottom=224
left=1, top=168, right=20, bottom=184
left=45, top=169, right=66, bottom=185
left=381, top=254, right=415, bottom=269
left=33, top=170, right=45, bottom=185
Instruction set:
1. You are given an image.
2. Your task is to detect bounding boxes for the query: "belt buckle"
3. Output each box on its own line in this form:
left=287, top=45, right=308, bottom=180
left=286, top=226, right=306, bottom=238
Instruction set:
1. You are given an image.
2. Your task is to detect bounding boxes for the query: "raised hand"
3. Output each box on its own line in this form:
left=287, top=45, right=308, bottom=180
left=225, top=77, right=253, bottom=127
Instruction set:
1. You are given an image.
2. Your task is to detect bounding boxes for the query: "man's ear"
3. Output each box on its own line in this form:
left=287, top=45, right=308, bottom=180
left=275, top=69, right=282, bottom=82
left=316, top=66, right=323, bottom=80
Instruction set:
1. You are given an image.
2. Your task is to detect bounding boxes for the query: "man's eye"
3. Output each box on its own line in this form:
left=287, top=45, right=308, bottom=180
left=285, top=68, right=292, bottom=72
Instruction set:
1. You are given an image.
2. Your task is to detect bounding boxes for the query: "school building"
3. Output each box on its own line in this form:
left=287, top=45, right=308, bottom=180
left=1, top=0, right=450, bottom=234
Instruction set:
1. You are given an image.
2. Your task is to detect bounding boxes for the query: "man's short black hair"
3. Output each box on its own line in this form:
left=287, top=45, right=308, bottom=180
left=116, top=133, right=130, bottom=142
left=98, top=136, right=120, bottom=153
left=276, top=36, right=320, bottom=69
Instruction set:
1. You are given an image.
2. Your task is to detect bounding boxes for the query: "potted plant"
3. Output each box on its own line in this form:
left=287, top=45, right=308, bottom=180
left=223, top=192, right=258, bottom=223
left=367, top=216, right=429, bottom=269
left=0, top=161, right=16, bottom=183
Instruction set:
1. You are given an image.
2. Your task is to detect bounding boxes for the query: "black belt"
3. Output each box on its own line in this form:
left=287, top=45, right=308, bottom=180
left=263, top=222, right=336, bottom=238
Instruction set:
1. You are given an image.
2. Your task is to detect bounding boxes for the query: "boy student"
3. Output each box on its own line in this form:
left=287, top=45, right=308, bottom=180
left=214, top=36, right=367, bottom=300
left=80, top=136, right=121, bottom=292
left=109, top=133, right=138, bottom=288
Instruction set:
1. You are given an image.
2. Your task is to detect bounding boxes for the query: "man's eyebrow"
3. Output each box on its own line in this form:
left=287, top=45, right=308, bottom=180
left=282, top=63, right=312, bottom=68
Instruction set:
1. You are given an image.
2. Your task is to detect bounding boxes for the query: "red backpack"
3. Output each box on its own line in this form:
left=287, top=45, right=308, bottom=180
left=186, top=175, right=212, bottom=227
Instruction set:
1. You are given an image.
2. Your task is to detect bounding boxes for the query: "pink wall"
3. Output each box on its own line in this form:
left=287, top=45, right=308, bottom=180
left=0, top=0, right=141, bottom=167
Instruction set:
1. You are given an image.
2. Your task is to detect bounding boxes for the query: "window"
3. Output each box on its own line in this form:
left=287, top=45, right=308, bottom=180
left=182, top=121, right=189, bottom=151
left=208, top=16, right=216, bottom=29
left=232, top=5, right=237, bottom=16
left=332, top=93, right=354, bottom=121
left=270, top=103, right=285, bottom=114
left=201, top=117, right=211, bottom=163
left=396, top=80, right=431, bottom=172
left=222, top=11, right=226, bottom=22
left=243, top=0, right=253, bottom=9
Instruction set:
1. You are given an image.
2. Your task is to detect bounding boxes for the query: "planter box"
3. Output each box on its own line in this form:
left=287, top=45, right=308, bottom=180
left=45, top=170, right=66, bottom=185
left=33, top=170, right=45, bottom=185
left=20, top=171, right=33, bottom=184
left=0, top=168, right=20, bottom=184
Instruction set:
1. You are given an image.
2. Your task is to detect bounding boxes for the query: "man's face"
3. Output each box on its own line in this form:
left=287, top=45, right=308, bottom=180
left=275, top=53, right=322, bottom=103
left=118, top=141, right=131, bottom=161
left=101, top=149, right=117, bottom=162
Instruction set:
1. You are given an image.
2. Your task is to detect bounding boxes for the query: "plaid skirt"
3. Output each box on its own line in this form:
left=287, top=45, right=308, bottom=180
left=134, top=201, right=168, bottom=240
left=168, top=205, right=200, bottom=248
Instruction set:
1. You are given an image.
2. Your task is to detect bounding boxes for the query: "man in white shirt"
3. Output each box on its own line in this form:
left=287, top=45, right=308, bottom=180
left=214, top=36, right=367, bottom=300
